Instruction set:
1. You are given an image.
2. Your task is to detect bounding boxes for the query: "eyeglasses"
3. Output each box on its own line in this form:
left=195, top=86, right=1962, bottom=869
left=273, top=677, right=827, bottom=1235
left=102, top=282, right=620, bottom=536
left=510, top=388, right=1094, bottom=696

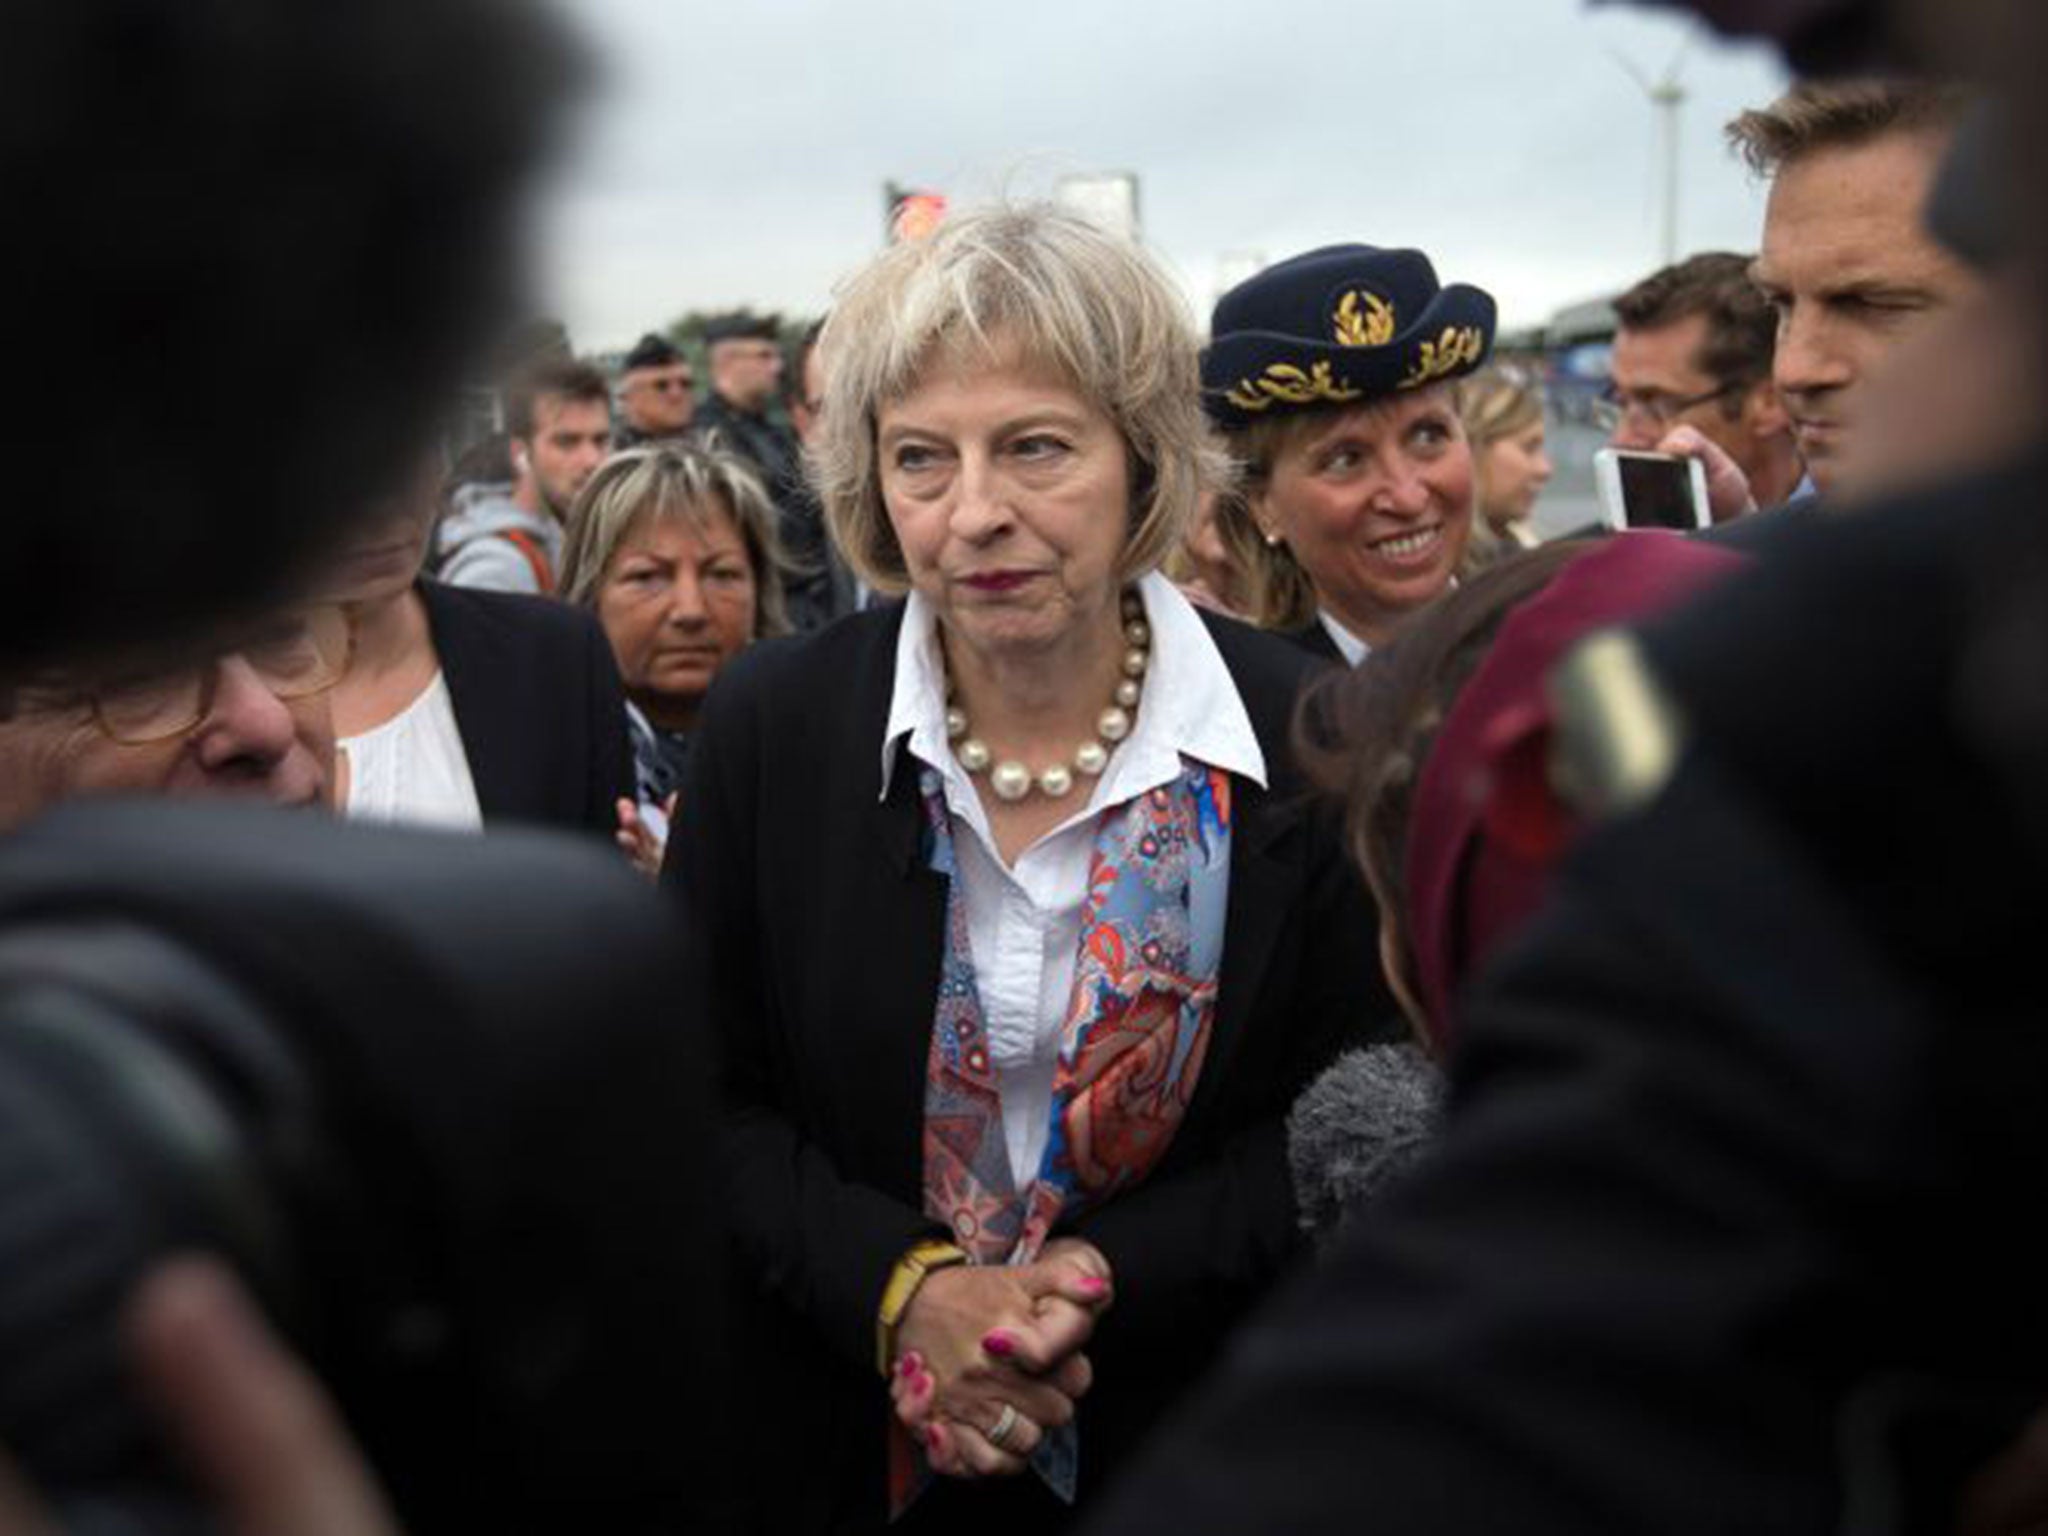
left=84, top=605, right=353, bottom=745
left=1592, top=380, right=1744, bottom=433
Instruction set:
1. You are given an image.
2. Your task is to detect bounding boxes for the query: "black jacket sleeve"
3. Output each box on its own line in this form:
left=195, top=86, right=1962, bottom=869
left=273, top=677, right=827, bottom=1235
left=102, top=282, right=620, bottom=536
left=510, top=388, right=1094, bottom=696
left=575, top=605, right=634, bottom=837
left=663, top=645, right=938, bottom=1375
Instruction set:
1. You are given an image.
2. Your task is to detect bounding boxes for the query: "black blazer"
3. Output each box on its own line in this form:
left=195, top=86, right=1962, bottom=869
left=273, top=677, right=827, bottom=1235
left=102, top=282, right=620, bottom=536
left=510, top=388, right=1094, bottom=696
left=419, top=578, right=631, bottom=838
left=667, top=601, right=1396, bottom=1533
left=1283, top=616, right=1348, bottom=666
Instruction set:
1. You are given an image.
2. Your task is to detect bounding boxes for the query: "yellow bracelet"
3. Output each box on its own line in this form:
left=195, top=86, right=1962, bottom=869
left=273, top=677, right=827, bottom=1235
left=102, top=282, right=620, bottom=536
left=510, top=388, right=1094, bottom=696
left=876, top=1238, right=969, bottom=1376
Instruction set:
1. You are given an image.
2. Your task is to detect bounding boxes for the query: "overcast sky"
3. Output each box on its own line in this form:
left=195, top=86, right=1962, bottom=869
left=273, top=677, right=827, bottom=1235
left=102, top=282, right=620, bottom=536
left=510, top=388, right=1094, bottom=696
left=526, top=0, right=1788, bottom=351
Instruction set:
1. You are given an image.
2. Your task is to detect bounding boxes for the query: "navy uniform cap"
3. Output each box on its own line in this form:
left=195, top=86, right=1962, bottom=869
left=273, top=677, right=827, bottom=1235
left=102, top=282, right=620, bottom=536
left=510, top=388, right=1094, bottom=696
left=1202, top=244, right=1497, bottom=429
left=702, top=312, right=781, bottom=345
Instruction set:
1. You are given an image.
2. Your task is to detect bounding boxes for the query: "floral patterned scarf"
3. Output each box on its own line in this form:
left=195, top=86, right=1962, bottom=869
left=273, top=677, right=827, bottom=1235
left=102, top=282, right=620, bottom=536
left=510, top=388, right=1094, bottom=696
left=895, top=760, right=1233, bottom=1509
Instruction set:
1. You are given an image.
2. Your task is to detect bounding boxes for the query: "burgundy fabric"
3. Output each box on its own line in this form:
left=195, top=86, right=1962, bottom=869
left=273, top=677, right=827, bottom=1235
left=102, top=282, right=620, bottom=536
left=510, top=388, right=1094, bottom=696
left=1405, top=533, right=1748, bottom=1044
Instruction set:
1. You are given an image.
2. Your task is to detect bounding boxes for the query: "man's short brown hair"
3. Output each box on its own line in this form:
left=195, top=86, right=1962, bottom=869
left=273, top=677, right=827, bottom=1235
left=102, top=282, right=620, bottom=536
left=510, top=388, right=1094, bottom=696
left=504, top=357, right=609, bottom=440
left=1612, top=252, right=1777, bottom=392
left=1726, top=78, right=1974, bottom=177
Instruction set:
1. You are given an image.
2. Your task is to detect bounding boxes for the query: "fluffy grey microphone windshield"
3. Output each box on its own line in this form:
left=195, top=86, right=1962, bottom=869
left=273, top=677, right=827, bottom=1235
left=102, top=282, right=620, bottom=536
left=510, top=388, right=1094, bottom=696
left=1287, top=1042, right=1443, bottom=1243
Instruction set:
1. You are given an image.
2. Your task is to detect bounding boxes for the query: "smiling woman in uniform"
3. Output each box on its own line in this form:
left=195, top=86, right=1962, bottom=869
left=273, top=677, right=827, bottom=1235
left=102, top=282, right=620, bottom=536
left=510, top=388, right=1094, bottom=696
left=1203, top=245, right=1498, bottom=665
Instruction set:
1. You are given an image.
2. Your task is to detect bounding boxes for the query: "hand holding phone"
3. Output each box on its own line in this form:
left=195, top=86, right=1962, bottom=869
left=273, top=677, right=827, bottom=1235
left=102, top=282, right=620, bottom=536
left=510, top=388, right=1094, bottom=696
left=1593, top=449, right=1712, bottom=532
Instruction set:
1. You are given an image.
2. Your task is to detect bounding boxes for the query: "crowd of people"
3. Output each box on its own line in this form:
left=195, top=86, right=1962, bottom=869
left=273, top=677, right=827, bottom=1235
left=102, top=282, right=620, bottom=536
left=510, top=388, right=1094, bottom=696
left=2, top=0, right=2045, bottom=1530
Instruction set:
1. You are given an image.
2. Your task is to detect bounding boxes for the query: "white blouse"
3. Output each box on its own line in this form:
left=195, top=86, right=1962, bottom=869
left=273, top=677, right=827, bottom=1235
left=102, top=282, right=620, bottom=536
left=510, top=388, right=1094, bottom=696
left=880, top=572, right=1266, bottom=1187
left=338, top=672, right=484, bottom=832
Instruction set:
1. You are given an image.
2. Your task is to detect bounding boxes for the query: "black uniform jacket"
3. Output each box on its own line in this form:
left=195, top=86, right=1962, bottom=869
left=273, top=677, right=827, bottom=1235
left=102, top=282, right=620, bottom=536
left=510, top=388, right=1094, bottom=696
left=666, top=600, right=1395, bottom=1532
left=419, top=578, right=631, bottom=838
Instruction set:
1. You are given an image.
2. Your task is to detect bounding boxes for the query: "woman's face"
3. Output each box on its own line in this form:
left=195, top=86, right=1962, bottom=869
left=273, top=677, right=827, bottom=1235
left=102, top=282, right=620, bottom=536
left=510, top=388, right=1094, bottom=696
left=1479, top=420, right=1552, bottom=531
left=1251, top=387, right=1473, bottom=644
left=595, top=504, right=758, bottom=731
left=877, top=347, right=1130, bottom=668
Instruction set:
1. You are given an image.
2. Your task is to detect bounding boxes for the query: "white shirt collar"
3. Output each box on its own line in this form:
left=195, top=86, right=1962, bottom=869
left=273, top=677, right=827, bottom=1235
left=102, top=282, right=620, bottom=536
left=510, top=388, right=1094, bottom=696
left=880, top=570, right=1266, bottom=804
left=1317, top=608, right=1370, bottom=667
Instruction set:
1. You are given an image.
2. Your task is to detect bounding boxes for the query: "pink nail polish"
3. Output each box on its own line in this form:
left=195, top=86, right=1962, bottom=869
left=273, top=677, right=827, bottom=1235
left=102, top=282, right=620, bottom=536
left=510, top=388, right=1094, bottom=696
left=1077, top=1276, right=1108, bottom=1297
left=925, top=1425, right=945, bottom=1452
left=982, top=1330, right=1016, bottom=1357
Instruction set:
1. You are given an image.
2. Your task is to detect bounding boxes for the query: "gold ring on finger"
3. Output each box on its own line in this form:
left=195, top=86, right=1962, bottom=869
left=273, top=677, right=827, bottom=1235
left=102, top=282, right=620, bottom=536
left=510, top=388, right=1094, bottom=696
left=986, top=1402, right=1022, bottom=1452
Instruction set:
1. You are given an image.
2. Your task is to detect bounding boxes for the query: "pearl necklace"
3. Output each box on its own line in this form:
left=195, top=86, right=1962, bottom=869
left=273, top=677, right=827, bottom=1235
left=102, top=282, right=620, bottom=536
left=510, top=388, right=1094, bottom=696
left=945, top=591, right=1150, bottom=803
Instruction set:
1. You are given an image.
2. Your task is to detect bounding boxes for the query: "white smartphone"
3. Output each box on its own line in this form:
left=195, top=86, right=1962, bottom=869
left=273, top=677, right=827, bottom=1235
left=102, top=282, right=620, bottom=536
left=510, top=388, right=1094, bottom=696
left=1592, top=448, right=1711, bottom=533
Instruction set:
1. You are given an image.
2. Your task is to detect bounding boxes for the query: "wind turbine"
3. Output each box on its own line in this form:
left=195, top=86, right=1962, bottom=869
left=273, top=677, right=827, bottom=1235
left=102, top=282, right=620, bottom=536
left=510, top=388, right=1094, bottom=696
left=1614, top=39, right=1691, bottom=267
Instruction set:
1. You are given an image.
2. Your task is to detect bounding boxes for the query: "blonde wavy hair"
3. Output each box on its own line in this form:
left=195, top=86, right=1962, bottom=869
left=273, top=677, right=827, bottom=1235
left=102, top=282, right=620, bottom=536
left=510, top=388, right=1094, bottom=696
left=1458, top=364, right=1547, bottom=566
left=558, top=439, right=793, bottom=637
left=811, top=202, right=1227, bottom=594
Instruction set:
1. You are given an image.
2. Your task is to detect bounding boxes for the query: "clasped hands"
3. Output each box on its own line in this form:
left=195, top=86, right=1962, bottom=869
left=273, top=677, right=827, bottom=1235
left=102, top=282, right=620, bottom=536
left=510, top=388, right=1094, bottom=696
left=887, top=1237, right=1112, bottom=1480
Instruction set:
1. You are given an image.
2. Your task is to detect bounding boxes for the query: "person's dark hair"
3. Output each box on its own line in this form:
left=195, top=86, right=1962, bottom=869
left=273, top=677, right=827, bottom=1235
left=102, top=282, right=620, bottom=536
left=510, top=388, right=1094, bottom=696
left=1297, top=541, right=1594, bottom=939
left=785, top=317, right=826, bottom=409
left=1726, top=78, right=1974, bottom=176
left=702, top=312, right=782, bottom=346
left=505, top=359, right=611, bottom=441
left=1613, top=252, right=1779, bottom=397
left=622, top=332, right=683, bottom=372
left=441, top=434, right=516, bottom=503
left=2, top=0, right=584, bottom=671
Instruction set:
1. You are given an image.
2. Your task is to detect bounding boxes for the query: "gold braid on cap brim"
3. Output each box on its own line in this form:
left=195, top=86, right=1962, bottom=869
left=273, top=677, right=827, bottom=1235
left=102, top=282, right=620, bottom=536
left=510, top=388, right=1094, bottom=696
left=1224, top=360, right=1363, bottom=414
left=1399, top=326, right=1487, bottom=389
left=1226, top=325, right=1488, bottom=414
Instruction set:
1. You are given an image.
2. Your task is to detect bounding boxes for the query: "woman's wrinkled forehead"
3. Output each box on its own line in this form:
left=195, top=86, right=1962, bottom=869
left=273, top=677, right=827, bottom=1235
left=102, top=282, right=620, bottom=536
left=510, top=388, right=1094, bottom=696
left=881, top=326, right=1093, bottom=413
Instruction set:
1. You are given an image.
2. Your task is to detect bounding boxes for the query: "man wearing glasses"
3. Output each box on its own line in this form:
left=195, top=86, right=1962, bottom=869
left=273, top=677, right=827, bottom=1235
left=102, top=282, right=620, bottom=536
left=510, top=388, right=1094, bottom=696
left=614, top=331, right=696, bottom=447
left=1602, top=251, right=1807, bottom=514
left=0, top=607, right=347, bottom=829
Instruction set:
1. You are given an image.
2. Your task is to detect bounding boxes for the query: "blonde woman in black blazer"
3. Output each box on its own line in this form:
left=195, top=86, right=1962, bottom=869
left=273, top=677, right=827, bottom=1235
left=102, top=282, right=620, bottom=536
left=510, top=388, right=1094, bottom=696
left=665, top=205, right=1397, bottom=1533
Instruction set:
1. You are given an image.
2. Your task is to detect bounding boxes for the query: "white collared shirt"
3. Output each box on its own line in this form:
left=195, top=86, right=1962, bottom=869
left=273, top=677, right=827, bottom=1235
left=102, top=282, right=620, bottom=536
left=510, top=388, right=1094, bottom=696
left=1318, top=608, right=1370, bottom=667
left=880, top=571, right=1266, bottom=1187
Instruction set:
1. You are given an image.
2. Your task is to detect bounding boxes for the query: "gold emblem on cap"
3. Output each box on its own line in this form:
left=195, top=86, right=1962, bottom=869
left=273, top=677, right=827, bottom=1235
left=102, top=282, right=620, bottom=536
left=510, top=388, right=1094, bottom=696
left=1400, top=326, right=1486, bottom=388
left=1225, top=360, right=1364, bottom=414
left=1333, top=290, right=1397, bottom=348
